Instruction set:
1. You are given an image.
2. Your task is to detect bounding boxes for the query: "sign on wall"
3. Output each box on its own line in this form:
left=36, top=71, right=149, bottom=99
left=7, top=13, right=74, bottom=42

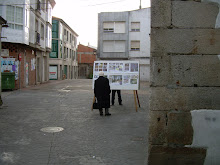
left=1, top=49, right=9, bottom=57
left=1, top=58, right=15, bottom=73
left=92, top=61, right=140, bottom=90
left=49, top=66, right=58, bottom=80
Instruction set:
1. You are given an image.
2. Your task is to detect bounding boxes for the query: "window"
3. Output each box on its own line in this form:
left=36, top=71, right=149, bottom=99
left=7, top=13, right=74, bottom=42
left=50, top=40, right=58, bottom=58
left=67, top=48, right=69, bottom=58
left=41, top=0, right=46, bottom=11
left=64, top=47, right=66, bottom=59
left=72, top=50, right=74, bottom=60
left=103, top=40, right=126, bottom=52
left=35, top=19, right=39, bottom=32
left=131, top=41, right=140, bottom=51
left=131, top=22, right=140, bottom=32
left=114, top=22, right=125, bottom=33
left=69, top=49, right=71, bottom=59
left=52, top=40, right=58, bottom=52
left=103, top=22, right=114, bottom=33
left=46, top=26, right=48, bottom=39
left=64, top=29, right=68, bottom=41
left=70, top=33, right=72, bottom=43
left=41, top=23, right=44, bottom=40
left=67, top=31, right=69, bottom=41
left=6, top=6, right=23, bottom=30
left=103, top=22, right=125, bottom=33
left=37, top=0, right=41, bottom=10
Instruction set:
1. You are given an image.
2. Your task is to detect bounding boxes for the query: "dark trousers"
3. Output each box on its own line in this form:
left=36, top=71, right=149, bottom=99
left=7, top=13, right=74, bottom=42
left=112, top=90, right=122, bottom=104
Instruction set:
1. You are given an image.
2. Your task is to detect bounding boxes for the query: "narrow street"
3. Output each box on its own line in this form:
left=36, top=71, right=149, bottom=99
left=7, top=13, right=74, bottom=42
left=0, top=79, right=149, bottom=165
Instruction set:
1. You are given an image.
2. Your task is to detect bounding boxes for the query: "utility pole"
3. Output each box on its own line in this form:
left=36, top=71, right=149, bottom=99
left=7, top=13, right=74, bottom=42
left=139, top=0, right=142, bottom=9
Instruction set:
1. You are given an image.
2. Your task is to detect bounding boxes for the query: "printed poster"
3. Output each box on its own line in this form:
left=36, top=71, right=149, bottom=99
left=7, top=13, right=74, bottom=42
left=93, top=61, right=139, bottom=90
left=1, top=58, right=16, bottom=72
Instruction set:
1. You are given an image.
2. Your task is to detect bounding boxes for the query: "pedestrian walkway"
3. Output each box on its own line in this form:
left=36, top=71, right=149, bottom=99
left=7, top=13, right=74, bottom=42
left=0, top=79, right=149, bottom=165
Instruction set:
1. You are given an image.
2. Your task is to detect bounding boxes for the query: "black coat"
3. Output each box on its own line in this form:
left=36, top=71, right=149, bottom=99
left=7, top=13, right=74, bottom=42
left=94, top=76, right=111, bottom=109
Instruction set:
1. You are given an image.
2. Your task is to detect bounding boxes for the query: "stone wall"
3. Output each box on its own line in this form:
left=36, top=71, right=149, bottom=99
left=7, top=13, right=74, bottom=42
left=149, top=0, right=220, bottom=164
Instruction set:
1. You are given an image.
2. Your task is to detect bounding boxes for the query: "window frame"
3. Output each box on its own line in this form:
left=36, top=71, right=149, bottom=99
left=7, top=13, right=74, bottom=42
left=130, top=41, right=140, bottom=51
left=131, top=22, right=140, bottom=32
left=6, top=5, right=23, bottom=30
left=103, top=22, right=125, bottom=33
left=41, top=23, right=44, bottom=40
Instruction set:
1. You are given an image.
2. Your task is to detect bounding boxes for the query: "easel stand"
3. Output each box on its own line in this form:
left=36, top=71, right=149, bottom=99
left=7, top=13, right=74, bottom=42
left=91, top=95, right=96, bottom=111
left=134, top=90, right=141, bottom=112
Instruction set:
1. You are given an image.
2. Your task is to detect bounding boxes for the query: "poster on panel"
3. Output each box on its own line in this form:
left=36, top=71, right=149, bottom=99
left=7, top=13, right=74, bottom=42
left=92, top=61, right=139, bottom=90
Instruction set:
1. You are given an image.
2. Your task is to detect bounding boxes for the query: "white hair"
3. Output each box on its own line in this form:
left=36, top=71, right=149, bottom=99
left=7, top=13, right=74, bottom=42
left=99, top=71, right=104, bottom=76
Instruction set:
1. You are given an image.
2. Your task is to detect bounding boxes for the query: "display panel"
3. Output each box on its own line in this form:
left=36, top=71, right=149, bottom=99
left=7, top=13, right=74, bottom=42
left=93, top=61, right=139, bottom=90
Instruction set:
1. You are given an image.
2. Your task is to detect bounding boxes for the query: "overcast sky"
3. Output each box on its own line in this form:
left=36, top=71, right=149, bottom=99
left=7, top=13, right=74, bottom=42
left=52, top=0, right=151, bottom=47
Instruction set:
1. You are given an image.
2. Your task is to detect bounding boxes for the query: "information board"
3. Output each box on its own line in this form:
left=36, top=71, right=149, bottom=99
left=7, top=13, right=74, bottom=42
left=92, top=61, right=140, bottom=90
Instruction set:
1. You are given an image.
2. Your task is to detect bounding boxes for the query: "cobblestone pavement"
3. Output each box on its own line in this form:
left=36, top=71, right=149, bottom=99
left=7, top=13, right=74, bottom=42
left=0, top=79, right=149, bottom=165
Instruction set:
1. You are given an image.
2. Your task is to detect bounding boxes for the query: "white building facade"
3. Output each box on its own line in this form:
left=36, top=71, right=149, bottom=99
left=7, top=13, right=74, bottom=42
left=98, top=8, right=151, bottom=81
left=49, top=17, right=78, bottom=80
left=0, top=0, right=55, bottom=88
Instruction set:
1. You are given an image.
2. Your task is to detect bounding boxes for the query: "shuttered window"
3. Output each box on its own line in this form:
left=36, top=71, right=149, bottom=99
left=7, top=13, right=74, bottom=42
left=131, top=41, right=140, bottom=51
left=103, top=22, right=125, bottom=33
left=103, top=40, right=126, bottom=52
left=103, top=22, right=114, bottom=32
left=131, top=22, right=140, bottom=32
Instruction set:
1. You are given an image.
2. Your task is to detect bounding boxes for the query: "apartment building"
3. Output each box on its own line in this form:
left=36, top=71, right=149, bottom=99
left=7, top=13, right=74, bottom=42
left=98, top=8, right=151, bottom=81
left=0, top=0, right=55, bottom=89
left=77, top=43, right=97, bottom=79
left=49, top=16, right=78, bottom=80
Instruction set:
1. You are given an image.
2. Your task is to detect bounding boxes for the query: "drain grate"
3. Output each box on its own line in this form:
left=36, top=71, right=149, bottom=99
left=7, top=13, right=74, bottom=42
left=40, top=127, right=64, bottom=133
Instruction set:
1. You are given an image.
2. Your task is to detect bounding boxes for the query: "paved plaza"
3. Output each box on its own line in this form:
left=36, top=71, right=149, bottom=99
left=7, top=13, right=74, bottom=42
left=0, top=79, right=149, bottom=165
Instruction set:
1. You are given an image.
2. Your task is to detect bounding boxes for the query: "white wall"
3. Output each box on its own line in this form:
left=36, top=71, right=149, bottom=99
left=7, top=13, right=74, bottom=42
left=129, top=8, right=151, bottom=81
left=46, top=26, right=52, bottom=49
left=29, top=7, right=35, bottom=44
left=190, top=110, right=220, bottom=165
left=129, top=8, right=151, bottom=58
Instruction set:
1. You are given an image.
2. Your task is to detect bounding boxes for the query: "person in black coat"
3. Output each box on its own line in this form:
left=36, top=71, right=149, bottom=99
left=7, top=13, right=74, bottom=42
left=94, top=71, right=111, bottom=116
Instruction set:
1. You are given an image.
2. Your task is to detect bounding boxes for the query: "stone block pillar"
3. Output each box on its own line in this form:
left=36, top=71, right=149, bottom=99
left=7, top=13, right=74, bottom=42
left=149, top=0, right=220, bottom=164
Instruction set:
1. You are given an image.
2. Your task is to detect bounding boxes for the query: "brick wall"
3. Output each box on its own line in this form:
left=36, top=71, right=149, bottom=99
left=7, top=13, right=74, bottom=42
left=2, top=43, right=36, bottom=89
left=77, top=44, right=96, bottom=64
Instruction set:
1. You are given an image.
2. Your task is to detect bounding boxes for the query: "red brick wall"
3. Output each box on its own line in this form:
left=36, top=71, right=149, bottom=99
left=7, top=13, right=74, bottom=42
left=80, top=54, right=96, bottom=64
left=77, top=44, right=95, bottom=52
left=77, top=44, right=96, bottom=64
left=2, top=43, right=36, bottom=89
left=24, top=48, right=36, bottom=87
